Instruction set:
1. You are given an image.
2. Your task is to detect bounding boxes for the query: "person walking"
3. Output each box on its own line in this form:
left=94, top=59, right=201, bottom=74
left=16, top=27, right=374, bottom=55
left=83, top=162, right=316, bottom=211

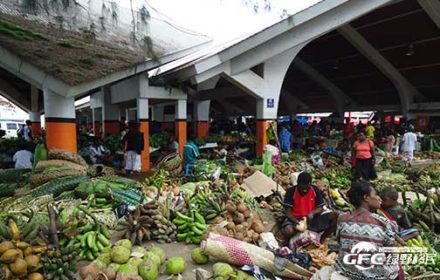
left=122, top=121, right=144, bottom=177
left=279, top=125, right=293, bottom=153
left=401, top=128, right=417, bottom=166
left=352, top=132, right=377, bottom=180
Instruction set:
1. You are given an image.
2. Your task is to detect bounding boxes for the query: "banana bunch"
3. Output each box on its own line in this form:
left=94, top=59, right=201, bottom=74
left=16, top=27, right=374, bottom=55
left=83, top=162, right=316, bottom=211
left=173, top=210, right=207, bottom=244
left=88, top=195, right=112, bottom=209
left=404, top=235, right=440, bottom=274
left=0, top=213, right=46, bottom=245
left=189, top=187, right=225, bottom=221
left=329, top=188, right=351, bottom=212
left=116, top=201, right=178, bottom=245
left=42, top=247, right=80, bottom=280
left=75, top=224, right=111, bottom=261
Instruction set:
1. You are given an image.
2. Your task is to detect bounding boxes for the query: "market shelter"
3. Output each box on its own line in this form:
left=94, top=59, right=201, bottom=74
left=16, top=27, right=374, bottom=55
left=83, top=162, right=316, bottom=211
left=0, top=0, right=210, bottom=171
left=154, top=0, right=440, bottom=152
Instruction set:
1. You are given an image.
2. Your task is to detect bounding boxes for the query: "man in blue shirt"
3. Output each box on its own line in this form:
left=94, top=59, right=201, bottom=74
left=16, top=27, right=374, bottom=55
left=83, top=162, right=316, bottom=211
left=279, top=126, right=293, bottom=153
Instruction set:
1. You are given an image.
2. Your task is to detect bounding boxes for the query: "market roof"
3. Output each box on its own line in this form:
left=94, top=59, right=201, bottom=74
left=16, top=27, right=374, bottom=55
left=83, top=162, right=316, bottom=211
left=0, top=0, right=211, bottom=101
left=156, top=0, right=440, bottom=116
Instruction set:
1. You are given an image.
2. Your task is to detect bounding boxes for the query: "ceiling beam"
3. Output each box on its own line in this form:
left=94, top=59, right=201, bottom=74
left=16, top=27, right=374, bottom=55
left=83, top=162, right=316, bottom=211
left=338, top=24, right=425, bottom=117
left=418, top=0, right=440, bottom=29
left=0, top=77, right=30, bottom=112
left=281, top=89, right=310, bottom=110
left=293, top=58, right=358, bottom=112
left=192, top=87, right=248, bottom=101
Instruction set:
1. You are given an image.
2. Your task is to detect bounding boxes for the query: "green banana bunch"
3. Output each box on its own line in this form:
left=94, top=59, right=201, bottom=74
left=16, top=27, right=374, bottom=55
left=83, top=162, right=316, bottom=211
left=173, top=210, right=207, bottom=244
left=189, top=188, right=225, bottom=221
left=404, top=234, right=440, bottom=274
left=42, top=246, right=80, bottom=280
left=75, top=224, right=111, bottom=261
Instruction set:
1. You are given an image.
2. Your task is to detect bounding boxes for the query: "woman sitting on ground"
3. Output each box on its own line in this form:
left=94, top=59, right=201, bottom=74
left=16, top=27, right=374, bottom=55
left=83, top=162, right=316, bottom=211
left=311, top=180, right=403, bottom=280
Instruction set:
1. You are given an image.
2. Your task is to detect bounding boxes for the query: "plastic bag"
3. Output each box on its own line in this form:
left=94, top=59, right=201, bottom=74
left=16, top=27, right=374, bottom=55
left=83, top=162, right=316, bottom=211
left=262, top=151, right=277, bottom=177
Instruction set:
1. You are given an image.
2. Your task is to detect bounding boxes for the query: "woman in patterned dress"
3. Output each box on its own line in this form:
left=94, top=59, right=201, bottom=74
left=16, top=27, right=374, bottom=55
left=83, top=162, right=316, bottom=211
left=312, top=180, right=403, bottom=280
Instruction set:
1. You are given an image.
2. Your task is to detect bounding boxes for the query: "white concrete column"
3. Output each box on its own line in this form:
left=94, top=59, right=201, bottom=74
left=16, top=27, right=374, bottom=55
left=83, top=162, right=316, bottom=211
left=43, top=88, right=77, bottom=152
left=137, top=98, right=149, bottom=121
left=175, top=99, right=187, bottom=120
left=102, top=86, right=120, bottom=136
left=30, top=86, right=41, bottom=136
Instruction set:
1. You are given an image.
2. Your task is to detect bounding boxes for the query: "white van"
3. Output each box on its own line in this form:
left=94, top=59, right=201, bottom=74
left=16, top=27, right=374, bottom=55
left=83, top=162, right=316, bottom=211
left=0, top=121, right=25, bottom=138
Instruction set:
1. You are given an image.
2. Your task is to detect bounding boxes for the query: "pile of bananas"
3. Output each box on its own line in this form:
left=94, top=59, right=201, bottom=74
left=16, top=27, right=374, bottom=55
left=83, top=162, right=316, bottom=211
left=117, top=200, right=177, bottom=245
left=75, top=225, right=111, bottom=261
left=404, top=234, right=440, bottom=275
left=329, top=188, right=351, bottom=212
left=189, top=188, right=225, bottom=221
left=42, top=247, right=80, bottom=280
left=173, top=210, right=207, bottom=244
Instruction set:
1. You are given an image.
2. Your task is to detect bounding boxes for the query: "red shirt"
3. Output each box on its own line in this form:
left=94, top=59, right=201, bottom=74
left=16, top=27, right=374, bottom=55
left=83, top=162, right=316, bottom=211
left=292, top=187, right=316, bottom=219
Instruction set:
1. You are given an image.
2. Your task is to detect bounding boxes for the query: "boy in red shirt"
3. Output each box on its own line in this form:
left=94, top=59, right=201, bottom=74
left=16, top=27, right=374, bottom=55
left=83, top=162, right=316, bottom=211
left=282, top=172, right=338, bottom=243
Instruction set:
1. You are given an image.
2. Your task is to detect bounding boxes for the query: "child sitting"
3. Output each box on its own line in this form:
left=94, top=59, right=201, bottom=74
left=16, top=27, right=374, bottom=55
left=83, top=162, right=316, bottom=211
left=378, top=187, right=418, bottom=242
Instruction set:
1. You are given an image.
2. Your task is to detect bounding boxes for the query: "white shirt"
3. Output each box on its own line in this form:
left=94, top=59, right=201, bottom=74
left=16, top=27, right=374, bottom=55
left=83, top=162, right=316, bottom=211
left=401, top=132, right=417, bottom=152
left=89, top=145, right=107, bottom=164
left=13, top=150, right=33, bottom=169
left=23, top=125, right=32, bottom=141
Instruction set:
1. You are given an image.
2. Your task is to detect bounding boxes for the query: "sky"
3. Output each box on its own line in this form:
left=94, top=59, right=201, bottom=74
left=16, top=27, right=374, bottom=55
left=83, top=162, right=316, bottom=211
left=119, top=0, right=321, bottom=43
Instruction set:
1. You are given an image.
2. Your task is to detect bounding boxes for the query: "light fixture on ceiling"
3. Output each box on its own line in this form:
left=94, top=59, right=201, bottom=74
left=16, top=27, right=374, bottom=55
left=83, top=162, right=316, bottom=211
left=406, top=43, right=415, bottom=56
left=333, top=59, right=340, bottom=70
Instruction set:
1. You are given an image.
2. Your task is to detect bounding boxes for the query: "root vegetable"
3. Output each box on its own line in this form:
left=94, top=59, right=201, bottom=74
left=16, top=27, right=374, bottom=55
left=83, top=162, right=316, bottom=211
left=233, top=213, right=245, bottom=224
left=0, top=241, right=14, bottom=255
left=252, top=221, right=265, bottom=234
left=225, top=203, right=237, bottom=213
left=27, top=272, right=44, bottom=280
left=235, top=224, right=245, bottom=233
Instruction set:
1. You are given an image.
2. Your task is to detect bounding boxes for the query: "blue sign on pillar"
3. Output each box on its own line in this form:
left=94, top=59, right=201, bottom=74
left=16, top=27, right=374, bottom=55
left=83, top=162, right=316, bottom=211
left=267, top=98, right=274, bottom=108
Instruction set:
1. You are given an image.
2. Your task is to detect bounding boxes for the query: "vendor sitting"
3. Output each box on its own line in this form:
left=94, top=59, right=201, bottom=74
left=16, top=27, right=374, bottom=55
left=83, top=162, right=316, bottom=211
left=89, top=137, right=111, bottom=165
left=378, top=187, right=418, bottom=241
left=282, top=172, right=337, bottom=243
left=183, top=138, right=200, bottom=176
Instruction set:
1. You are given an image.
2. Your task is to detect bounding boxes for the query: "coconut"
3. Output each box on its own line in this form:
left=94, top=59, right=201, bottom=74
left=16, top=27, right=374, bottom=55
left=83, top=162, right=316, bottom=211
left=0, top=241, right=14, bottom=255
left=118, top=262, right=139, bottom=276
left=0, top=249, right=20, bottom=264
left=115, top=273, right=143, bottom=280
left=131, top=246, right=148, bottom=258
left=97, top=252, right=112, bottom=266
left=27, top=272, right=44, bottom=280
left=225, top=202, right=237, bottom=213
left=79, top=263, right=101, bottom=280
left=233, top=213, right=245, bottom=224
left=108, top=263, right=121, bottom=272
left=10, top=258, right=27, bottom=277
left=237, top=202, right=247, bottom=213
left=103, top=268, right=117, bottom=280
left=145, top=252, right=161, bottom=267
left=24, top=255, right=40, bottom=272
left=165, top=257, right=186, bottom=275
left=252, top=221, right=265, bottom=234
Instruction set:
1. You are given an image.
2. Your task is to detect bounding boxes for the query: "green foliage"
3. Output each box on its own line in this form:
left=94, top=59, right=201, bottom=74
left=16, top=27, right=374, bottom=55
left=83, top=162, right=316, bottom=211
left=79, top=55, right=96, bottom=67
left=0, top=20, right=46, bottom=41
left=150, top=133, right=171, bottom=149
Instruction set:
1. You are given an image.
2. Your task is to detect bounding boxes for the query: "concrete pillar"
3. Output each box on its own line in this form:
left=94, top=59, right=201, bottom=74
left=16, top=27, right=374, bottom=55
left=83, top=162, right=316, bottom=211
left=93, top=108, right=102, bottom=137
left=256, top=99, right=274, bottom=157
left=102, top=86, right=120, bottom=136
left=30, top=86, right=41, bottom=136
left=43, top=88, right=77, bottom=152
left=175, top=99, right=187, bottom=156
left=195, top=100, right=210, bottom=139
left=137, top=97, right=150, bottom=172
